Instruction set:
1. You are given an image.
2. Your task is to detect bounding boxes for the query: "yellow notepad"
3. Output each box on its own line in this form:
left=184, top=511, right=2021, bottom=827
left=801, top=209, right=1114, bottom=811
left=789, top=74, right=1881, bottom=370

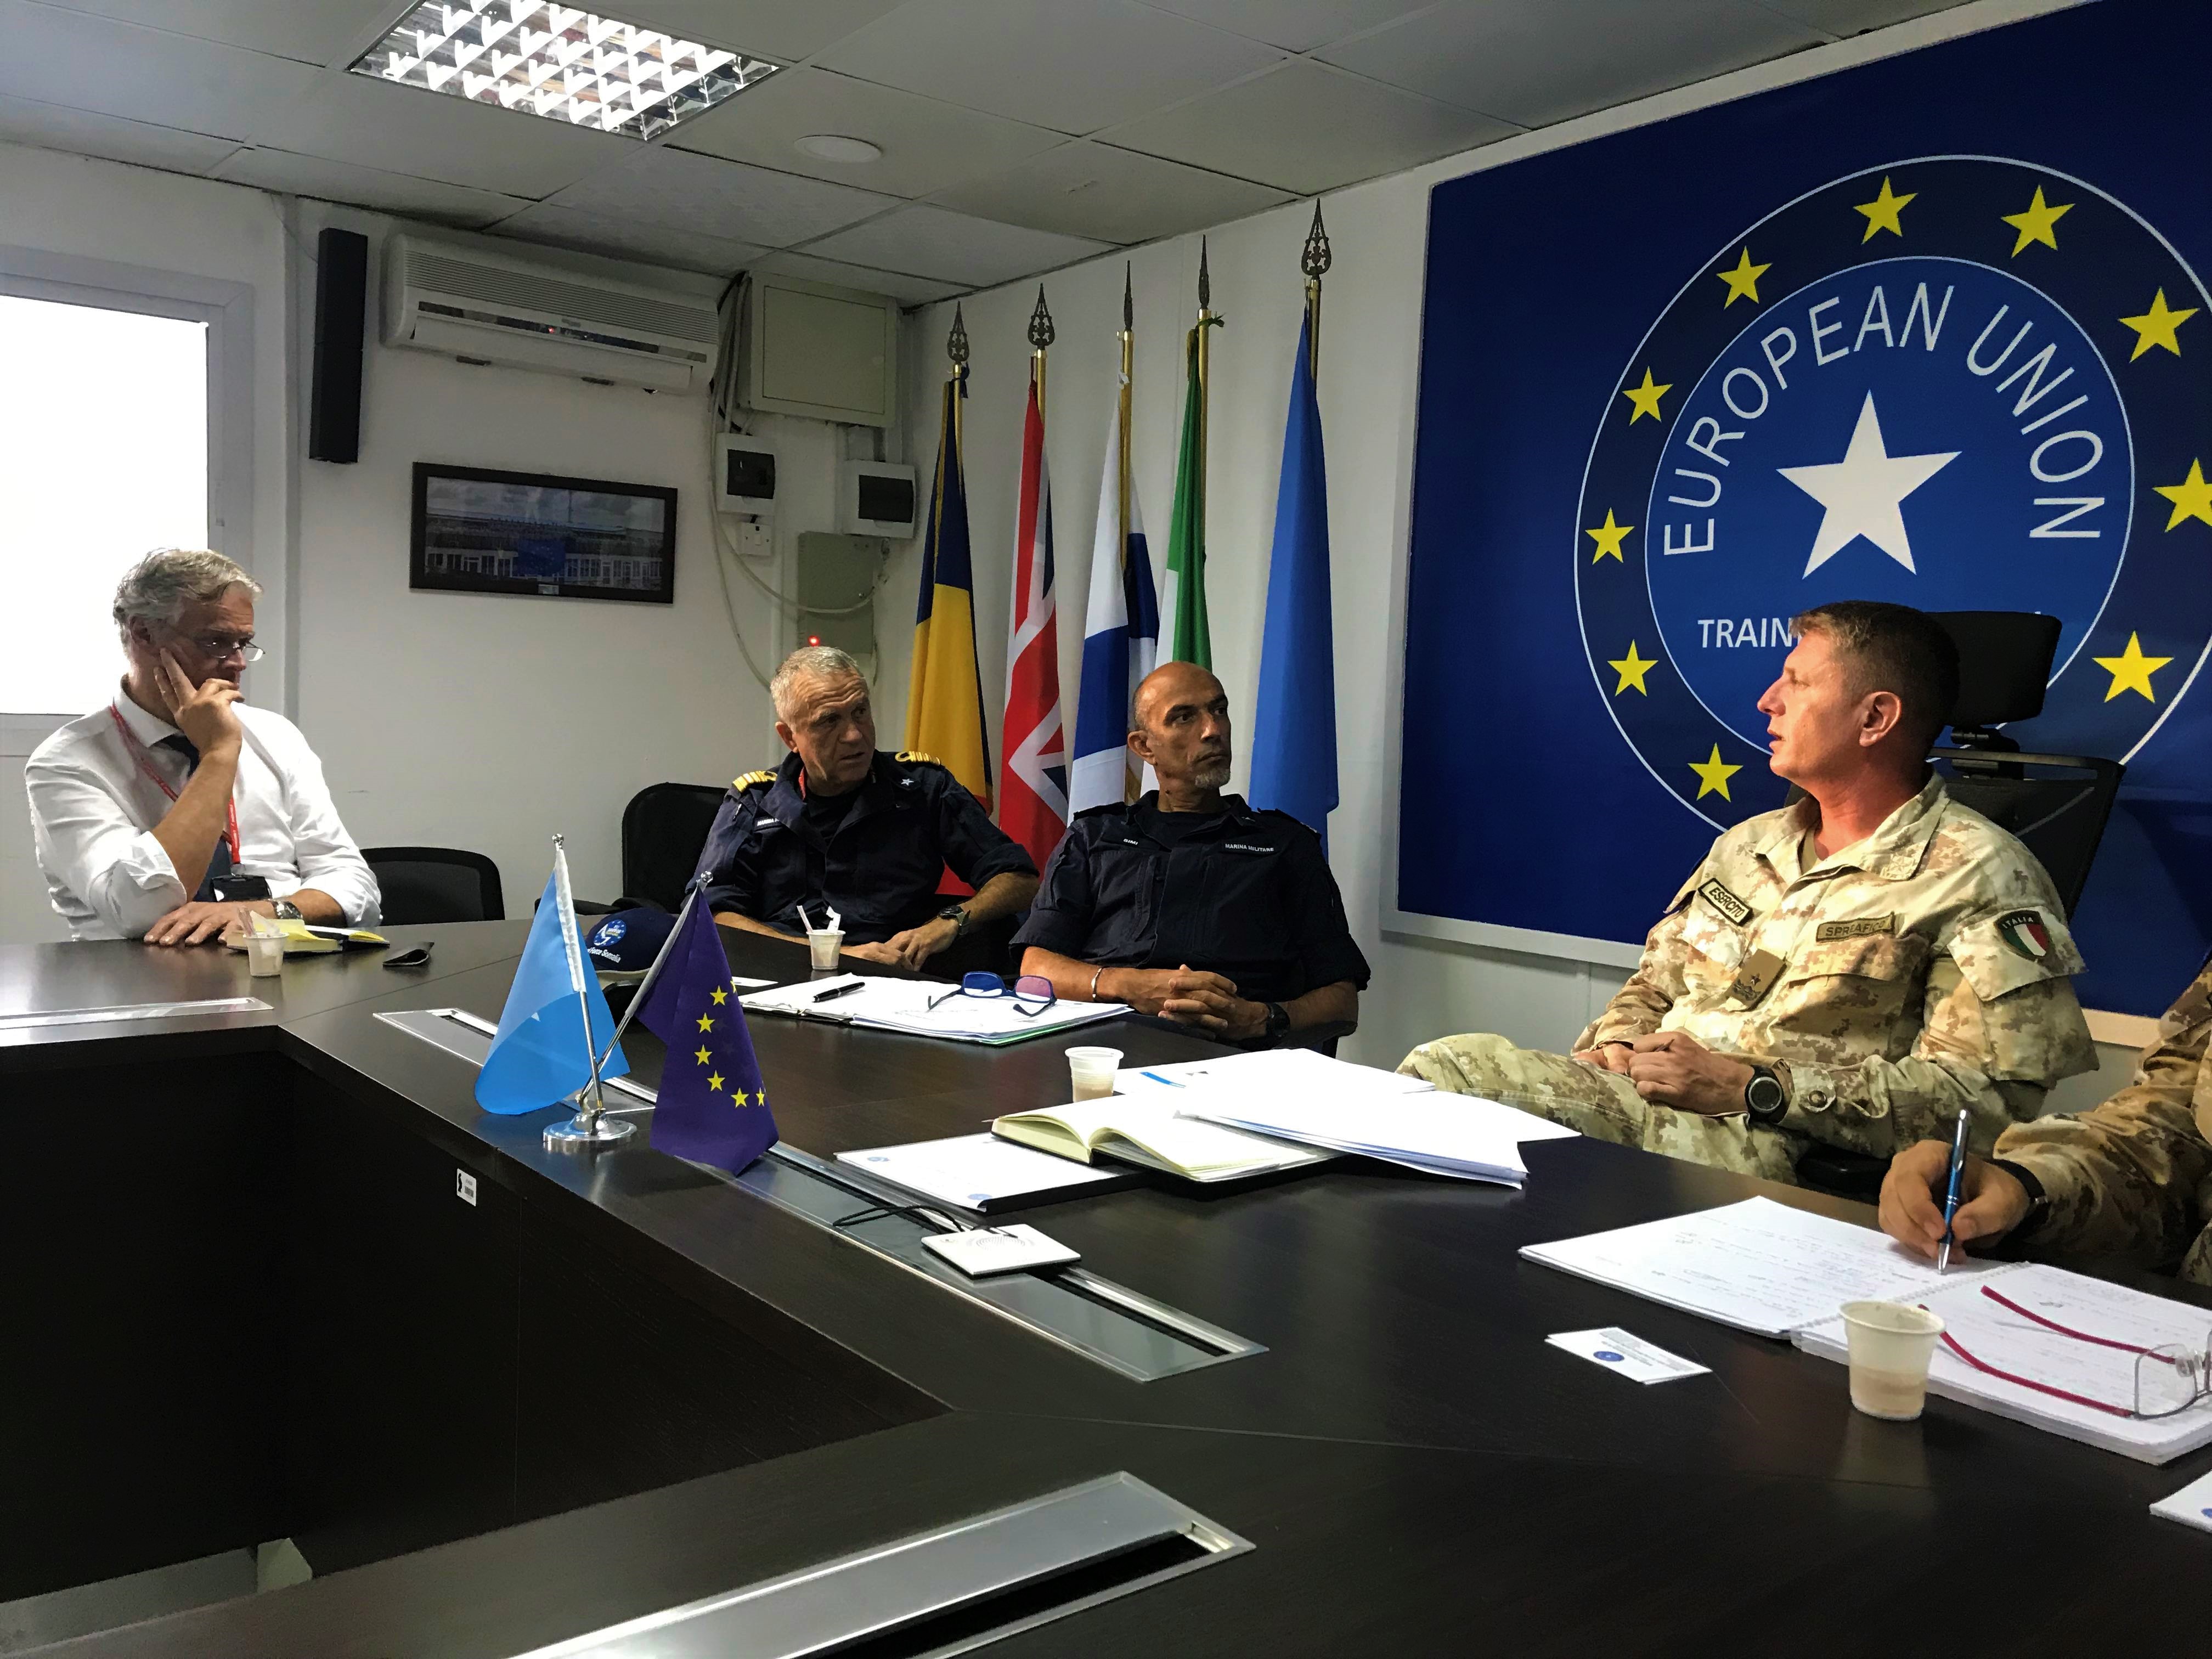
left=990, top=1098, right=1329, bottom=1182
left=223, top=919, right=388, bottom=955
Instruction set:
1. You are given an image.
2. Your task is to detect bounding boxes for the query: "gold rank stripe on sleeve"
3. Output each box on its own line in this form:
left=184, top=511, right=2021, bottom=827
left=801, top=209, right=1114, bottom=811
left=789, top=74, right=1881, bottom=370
left=733, top=770, right=775, bottom=790
left=895, top=751, right=943, bottom=766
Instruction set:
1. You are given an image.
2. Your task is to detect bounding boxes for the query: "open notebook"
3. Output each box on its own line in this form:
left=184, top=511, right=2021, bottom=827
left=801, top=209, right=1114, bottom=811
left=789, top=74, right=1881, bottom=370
left=991, top=1099, right=1333, bottom=1182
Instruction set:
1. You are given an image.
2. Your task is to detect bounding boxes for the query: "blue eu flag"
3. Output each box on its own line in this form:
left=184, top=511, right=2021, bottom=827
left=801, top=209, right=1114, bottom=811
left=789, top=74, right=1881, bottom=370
left=637, top=897, right=777, bottom=1172
left=476, top=868, right=628, bottom=1115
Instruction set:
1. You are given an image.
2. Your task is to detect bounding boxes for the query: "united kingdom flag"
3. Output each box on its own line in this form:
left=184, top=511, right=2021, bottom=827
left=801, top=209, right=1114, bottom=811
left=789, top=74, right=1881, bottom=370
left=998, top=356, right=1068, bottom=873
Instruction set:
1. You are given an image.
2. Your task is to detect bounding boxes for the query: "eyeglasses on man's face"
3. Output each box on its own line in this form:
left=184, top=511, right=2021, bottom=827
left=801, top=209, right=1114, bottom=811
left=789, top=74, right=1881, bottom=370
left=167, top=626, right=265, bottom=664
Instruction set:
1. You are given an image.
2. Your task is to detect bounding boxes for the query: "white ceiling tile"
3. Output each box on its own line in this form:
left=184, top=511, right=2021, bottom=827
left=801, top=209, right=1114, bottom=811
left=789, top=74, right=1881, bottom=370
left=1756, top=0, right=1970, bottom=33
left=750, top=250, right=964, bottom=307
left=544, top=145, right=898, bottom=247
left=820, top=0, right=1284, bottom=135
left=595, top=0, right=911, bottom=62
left=800, top=204, right=1113, bottom=289
left=252, top=69, right=633, bottom=198
left=668, top=69, right=1062, bottom=199
left=1136, top=0, right=1431, bottom=53
left=211, top=147, right=527, bottom=227
left=0, top=93, right=242, bottom=174
left=933, top=140, right=1289, bottom=245
left=31, top=0, right=401, bottom=66
left=0, top=1, right=322, bottom=140
left=490, top=202, right=769, bottom=275
left=1102, top=59, right=1512, bottom=194
left=1318, top=0, right=1825, bottom=128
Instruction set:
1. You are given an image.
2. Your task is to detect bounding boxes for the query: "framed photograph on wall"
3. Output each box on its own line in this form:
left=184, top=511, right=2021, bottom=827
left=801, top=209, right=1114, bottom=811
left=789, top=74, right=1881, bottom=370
left=409, top=462, right=676, bottom=604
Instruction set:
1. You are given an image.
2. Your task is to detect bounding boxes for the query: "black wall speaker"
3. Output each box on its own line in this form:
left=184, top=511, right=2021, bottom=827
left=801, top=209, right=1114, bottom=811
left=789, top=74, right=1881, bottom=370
left=308, top=228, right=368, bottom=464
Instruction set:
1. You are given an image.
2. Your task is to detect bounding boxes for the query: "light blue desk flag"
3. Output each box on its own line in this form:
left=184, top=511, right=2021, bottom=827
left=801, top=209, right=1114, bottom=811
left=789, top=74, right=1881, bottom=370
left=1250, top=312, right=1338, bottom=849
left=476, top=867, right=628, bottom=1115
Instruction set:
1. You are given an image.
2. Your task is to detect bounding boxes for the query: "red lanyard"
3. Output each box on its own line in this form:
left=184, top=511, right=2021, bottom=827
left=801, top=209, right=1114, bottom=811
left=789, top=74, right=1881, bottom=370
left=109, top=703, right=240, bottom=868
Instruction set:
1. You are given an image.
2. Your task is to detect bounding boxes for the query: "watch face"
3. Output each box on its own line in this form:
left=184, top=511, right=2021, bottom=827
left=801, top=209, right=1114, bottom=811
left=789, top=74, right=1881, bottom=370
left=1747, top=1074, right=1785, bottom=1115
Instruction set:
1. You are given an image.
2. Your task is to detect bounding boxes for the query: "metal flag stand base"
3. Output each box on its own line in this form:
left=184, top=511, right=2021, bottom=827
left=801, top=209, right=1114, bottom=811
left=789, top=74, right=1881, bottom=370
left=544, top=1096, right=637, bottom=1150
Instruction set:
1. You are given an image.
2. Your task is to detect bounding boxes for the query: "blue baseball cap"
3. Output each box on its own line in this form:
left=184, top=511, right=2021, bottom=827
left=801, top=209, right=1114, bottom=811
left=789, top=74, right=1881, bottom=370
left=583, top=906, right=674, bottom=982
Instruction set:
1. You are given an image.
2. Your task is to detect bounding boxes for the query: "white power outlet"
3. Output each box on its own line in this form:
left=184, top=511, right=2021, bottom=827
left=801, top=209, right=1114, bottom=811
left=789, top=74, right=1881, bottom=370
left=736, top=519, right=772, bottom=560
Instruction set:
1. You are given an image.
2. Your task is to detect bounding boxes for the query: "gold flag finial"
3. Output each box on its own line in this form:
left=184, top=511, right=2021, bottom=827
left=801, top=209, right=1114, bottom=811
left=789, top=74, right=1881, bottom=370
left=1027, top=285, right=1056, bottom=350
left=1198, top=235, right=1211, bottom=312
left=1301, top=200, right=1332, bottom=281
left=946, top=302, right=970, bottom=374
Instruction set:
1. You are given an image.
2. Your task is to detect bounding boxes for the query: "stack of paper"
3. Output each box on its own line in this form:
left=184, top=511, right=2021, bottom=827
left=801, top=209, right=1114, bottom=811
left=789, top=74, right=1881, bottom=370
left=1178, top=1088, right=1534, bottom=1186
left=741, top=974, right=1128, bottom=1045
left=835, top=1134, right=1130, bottom=1214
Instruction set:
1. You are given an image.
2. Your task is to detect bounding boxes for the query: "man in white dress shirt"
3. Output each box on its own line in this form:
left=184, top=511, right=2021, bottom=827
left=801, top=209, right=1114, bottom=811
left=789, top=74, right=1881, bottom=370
left=26, top=548, right=380, bottom=944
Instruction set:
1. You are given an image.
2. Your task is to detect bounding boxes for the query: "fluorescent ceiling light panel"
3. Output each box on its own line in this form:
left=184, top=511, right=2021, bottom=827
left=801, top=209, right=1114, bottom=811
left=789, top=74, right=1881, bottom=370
left=352, top=3, right=777, bottom=142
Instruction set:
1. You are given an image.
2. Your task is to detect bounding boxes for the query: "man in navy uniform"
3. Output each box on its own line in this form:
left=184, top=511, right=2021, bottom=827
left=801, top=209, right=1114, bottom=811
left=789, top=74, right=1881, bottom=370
left=1015, top=661, right=1368, bottom=1043
left=693, top=646, right=1037, bottom=971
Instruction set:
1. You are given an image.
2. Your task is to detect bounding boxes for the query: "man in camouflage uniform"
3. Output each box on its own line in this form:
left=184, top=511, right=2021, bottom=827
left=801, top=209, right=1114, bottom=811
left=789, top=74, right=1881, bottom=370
left=1401, top=601, right=2096, bottom=1183
left=1881, top=958, right=2212, bottom=1286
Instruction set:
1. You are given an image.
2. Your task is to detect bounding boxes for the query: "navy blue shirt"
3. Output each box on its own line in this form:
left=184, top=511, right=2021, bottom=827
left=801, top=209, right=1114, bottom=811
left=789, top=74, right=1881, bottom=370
left=692, top=751, right=1035, bottom=945
left=1013, top=793, right=1370, bottom=1005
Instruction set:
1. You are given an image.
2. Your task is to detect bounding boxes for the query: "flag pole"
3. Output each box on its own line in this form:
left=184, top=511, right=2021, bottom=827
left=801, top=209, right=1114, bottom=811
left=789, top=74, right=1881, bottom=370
left=947, top=302, right=969, bottom=449
left=1118, top=263, right=1133, bottom=549
left=1192, top=236, right=1223, bottom=529
left=544, top=832, right=636, bottom=1149
left=1028, top=284, right=1054, bottom=417
left=1302, top=200, right=1331, bottom=381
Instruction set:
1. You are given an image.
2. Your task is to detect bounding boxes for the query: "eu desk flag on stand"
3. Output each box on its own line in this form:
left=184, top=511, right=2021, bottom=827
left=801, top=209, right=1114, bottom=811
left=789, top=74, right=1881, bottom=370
left=636, top=892, right=777, bottom=1172
left=1072, top=268, right=1160, bottom=816
left=906, top=309, right=992, bottom=806
left=997, top=337, right=1068, bottom=871
left=476, top=856, right=629, bottom=1116
left=1250, top=311, right=1338, bottom=848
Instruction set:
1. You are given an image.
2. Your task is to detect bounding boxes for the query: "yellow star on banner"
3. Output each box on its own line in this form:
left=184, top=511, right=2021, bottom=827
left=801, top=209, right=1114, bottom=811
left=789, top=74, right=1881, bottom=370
left=1587, top=509, right=1635, bottom=562
left=2001, top=185, right=2073, bottom=256
left=1609, top=641, right=1657, bottom=695
left=754, top=1090, right=768, bottom=1108
left=707, top=1072, right=725, bottom=1092
left=1621, top=369, right=1671, bottom=424
left=2155, top=460, right=2212, bottom=530
left=2119, top=289, right=2197, bottom=360
left=710, top=986, right=727, bottom=1005
left=693, top=1045, right=710, bottom=1064
left=1689, top=744, right=1742, bottom=800
left=2092, top=633, right=2171, bottom=702
left=696, top=1012, right=714, bottom=1032
left=1716, top=247, right=1770, bottom=307
left=1854, top=176, right=1915, bottom=242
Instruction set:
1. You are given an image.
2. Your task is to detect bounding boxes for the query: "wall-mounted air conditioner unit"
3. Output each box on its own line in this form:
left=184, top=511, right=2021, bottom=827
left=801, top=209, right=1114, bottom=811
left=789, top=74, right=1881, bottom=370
left=381, top=233, right=718, bottom=393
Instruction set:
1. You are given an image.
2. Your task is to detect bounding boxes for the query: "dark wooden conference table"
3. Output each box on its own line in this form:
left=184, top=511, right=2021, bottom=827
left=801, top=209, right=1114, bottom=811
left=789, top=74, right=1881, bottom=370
left=4, top=920, right=2205, bottom=1656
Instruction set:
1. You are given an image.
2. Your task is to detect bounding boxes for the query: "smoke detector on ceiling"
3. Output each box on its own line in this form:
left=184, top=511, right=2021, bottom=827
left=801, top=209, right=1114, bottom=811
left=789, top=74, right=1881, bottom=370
left=795, top=134, right=884, bottom=163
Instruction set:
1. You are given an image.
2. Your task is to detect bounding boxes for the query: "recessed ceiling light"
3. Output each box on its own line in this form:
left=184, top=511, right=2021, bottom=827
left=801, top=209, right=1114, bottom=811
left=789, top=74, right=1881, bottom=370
left=352, top=3, right=777, bottom=142
left=794, top=134, right=883, bottom=165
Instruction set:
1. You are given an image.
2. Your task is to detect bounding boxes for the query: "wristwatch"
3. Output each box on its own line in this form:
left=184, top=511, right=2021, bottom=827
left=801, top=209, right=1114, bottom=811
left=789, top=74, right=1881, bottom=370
left=1263, top=1001, right=1291, bottom=1042
left=1989, top=1159, right=2052, bottom=1242
left=1743, top=1063, right=1788, bottom=1124
left=935, top=904, right=970, bottom=938
left=271, top=898, right=302, bottom=922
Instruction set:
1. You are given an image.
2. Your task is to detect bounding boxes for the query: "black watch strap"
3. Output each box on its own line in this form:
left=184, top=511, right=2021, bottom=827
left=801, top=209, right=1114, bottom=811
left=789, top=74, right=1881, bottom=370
left=1988, top=1159, right=2051, bottom=1241
left=936, top=904, right=969, bottom=937
left=1743, top=1063, right=1788, bottom=1125
left=1264, top=1001, right=1291, bottom=1040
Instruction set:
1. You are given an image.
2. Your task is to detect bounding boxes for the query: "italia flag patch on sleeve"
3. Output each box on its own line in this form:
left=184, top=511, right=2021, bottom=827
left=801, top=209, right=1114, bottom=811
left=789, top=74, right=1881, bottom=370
left=1997, top=909, right=2055, bottom=962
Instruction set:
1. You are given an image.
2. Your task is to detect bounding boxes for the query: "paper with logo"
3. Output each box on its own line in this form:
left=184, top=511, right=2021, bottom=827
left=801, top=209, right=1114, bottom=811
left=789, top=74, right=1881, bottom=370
left=634, top=891, right=777, bottom=1172
left=1396, top=1, right=2212, bottom=1018
left=1547, top=1328, right=1712, bottom=1385
left=2151, top=1467, right=2212, bottom=1534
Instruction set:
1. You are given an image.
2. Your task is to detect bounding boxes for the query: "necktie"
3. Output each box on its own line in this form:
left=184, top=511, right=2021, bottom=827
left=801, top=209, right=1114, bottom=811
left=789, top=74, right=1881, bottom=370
left=157, top=732, right=235, bottom=900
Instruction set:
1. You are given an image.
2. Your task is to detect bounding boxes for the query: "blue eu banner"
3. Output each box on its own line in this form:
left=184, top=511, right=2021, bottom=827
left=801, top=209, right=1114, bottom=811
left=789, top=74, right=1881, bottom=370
left=635, top=898, right=778, bottom=1172
left=1400, top=0, right=2212, bottom=1015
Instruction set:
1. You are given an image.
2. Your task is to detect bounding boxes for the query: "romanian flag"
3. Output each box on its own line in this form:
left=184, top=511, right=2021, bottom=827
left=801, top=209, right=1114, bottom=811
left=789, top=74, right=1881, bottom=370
left=906, top=376, right=991, bottom=805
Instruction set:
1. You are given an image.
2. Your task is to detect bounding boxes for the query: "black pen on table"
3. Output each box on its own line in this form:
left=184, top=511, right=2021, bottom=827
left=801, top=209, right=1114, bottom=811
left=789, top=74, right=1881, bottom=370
left=1936, top=1106, right=1971, bottom=1271
left=810, top=979, right=865, bottom=1005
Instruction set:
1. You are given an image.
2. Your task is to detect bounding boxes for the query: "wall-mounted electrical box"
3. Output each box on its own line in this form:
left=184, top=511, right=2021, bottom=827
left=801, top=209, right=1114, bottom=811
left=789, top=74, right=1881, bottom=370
left=744, top=274, right=898, bottom=428
left=838, top=460, right=918, bottom=539
left=795, top=532, right=882, bottom=661
left=715, top=436, right=777, bottom=519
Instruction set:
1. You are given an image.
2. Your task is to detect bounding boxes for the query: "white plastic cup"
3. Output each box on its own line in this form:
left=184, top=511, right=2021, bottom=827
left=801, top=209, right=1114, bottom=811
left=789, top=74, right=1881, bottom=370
left=244, top=935, right=286, bottom=979
left=1840, top=1300, right=1945, bottom=1421
left=1066, top=1046, right=1122, bottom=1102
left=808, top=930, right=843, bottom=970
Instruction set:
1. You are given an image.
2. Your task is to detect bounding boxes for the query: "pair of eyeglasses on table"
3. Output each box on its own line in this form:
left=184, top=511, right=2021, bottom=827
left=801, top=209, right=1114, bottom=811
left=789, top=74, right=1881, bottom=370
left=1939, top=1284, right=2212, bottom=1420
left=925, top=971, right=1056, bottom=1015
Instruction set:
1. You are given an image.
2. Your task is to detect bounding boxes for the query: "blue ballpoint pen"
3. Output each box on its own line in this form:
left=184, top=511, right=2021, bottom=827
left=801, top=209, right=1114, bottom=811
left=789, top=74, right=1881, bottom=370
left=1936, top=1106, right=1971, bottom=1270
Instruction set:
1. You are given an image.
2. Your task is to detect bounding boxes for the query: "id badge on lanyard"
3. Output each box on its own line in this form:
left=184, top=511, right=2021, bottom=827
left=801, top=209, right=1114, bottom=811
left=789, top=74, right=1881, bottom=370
left=108, top=703, right=240, bottom=867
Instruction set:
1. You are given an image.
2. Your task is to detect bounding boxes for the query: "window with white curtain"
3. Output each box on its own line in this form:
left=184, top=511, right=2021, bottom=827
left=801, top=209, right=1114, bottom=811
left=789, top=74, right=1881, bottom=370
left=0, top=294, right=208, bottom=716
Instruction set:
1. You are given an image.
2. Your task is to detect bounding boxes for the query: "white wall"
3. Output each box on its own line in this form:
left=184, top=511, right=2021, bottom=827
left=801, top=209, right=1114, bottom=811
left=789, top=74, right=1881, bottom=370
left=884, top=0, right=2130, bottom=1110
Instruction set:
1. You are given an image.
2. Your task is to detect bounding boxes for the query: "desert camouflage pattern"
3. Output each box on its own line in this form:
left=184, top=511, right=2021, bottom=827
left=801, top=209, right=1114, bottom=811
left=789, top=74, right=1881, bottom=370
left=1401, top=777, right=2096, bottom=1179
left=1996, top=960, right=2212, bottom=1285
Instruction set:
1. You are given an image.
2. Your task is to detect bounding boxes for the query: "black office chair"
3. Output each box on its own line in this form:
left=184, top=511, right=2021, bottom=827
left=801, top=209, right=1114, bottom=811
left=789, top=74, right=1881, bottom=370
left=1794, top=611, right=2123, bottom=1201
left=621, top=782, right=730, bottom=912
left=362, top=846, right=505, bottom=924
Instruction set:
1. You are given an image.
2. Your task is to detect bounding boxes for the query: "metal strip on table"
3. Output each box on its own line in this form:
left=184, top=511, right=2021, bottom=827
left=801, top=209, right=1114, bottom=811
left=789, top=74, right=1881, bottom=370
left=0, top=995, right=270, bottom=1031
left=508, top=1472, right=1251, bottom=1658
left=377, top=1007, right=1267, bottom=1381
